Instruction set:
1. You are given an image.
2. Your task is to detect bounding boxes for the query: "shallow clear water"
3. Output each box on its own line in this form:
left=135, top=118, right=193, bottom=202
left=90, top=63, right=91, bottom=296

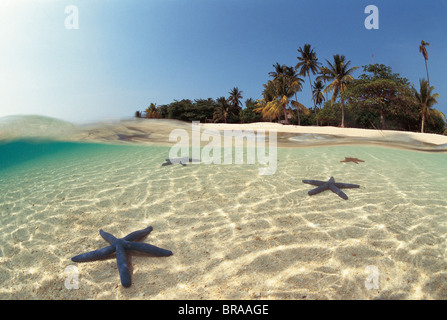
left=0, top=136, right=446, bottom=299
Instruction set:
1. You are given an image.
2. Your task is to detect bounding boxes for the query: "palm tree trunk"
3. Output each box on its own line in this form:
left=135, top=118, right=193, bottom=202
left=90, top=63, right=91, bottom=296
left=295, top=93, right=301, bottom=126
left=425, top=59, right=430, bottom=86
left=308, top=74, right=319, bottom=126
left=340, top=98, right=345, bottom=128
left=421, top=113, right=426, bottom=133
left=283, top=106, right=289, bottom=125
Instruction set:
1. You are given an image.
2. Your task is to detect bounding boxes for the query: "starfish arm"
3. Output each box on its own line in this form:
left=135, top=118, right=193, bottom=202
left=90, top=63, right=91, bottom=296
left=167, top=158, right=183, bottom=164
left=329, top=184, right=348, bottom=200
left=307, top=182, right=330, bottom=196
left=302, top=179, right=325, bottom=186
left=115, top=240, right=131, bottom=287
left=123, top=241, right=173, bottom=257
left=334, top=182, right=360, bottom=189
left=71, top=245, right=116, bottom=262
left=341, top=157, right=364, bottom=164
left=123, top=226, right=153, bottom=242
left=100, top=230, right=118, bottom=244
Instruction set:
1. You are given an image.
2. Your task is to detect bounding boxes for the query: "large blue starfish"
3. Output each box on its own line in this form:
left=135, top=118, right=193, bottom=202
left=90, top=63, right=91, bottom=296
left=302, top=176, right=360, bottom=200
left=71, top=226, right=173, bottom=287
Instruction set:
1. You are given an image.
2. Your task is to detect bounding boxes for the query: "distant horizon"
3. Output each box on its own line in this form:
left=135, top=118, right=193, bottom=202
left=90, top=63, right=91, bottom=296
left=1, top=0, right=446, bottom=124
left=0, top=112, right=136, bottom=125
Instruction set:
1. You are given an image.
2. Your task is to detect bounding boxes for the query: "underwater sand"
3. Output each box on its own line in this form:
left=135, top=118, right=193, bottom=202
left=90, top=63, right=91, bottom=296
left=0, top=117, right=447, bottom=300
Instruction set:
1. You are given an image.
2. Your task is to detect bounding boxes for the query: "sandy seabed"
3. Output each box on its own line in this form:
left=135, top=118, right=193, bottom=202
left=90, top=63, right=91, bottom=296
left=1, top=118, right=447, bottom=300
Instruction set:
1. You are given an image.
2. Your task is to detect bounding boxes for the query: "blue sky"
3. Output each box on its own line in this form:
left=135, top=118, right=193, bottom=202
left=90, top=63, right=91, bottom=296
left=0, top=0, right=446, bottom=124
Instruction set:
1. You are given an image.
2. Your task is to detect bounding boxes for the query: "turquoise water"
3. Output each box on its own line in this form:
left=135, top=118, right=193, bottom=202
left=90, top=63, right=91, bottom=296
left=0, top=139, right=151, bottom=171
left=0, top=140, right=96, bottom=172
left=0, top=134, right=447, bottom=299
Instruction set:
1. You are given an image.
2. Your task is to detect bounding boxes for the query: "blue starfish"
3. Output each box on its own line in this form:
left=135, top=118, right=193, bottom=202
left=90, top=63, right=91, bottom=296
left=71, top=226, right=173, bottom=287
left=162, top=157, right=200, bottom=166
left=302, top=176, right=360, bottom=200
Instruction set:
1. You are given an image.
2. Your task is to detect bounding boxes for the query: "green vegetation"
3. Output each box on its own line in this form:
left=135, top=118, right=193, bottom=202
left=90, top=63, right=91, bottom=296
left=135, top=41, right=445, bottom=134
left=240, top=98, right=263, bottom=123
left=320, top=55, right=359, bottom=128
left=342, top=64, right=416, bottom=130
left=414, top=79, right=440, bottom=133
left=255, top=63, right=304, bottom=124
left=296, top=44, right=321, bottom=125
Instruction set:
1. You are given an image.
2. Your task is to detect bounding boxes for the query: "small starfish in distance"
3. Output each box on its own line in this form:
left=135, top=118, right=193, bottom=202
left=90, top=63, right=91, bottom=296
left=340, top=157, right=365, bottom=164
left=162, top=157, right=200, bottom=166
left=302, top=176, right=360, bottom=200
left=71, top=226, right=172, bottom=287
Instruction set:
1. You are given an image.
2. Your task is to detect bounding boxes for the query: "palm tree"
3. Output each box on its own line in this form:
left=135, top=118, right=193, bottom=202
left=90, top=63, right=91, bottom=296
left=321, top=54, right=358, bottom=127
left=228, top=87, right=243, bottom=110
left=290, top=100, right=307, bottom=125
left=269, top=62, right=286, bottom=78
left=419, top=40, right=430, bottom=85
left=256, top=64, right=302, bottom=124
left=227, top=87, right=243, bottom=123
left=144, top=103, right=161, bottom=118
left=316, top=66, right=331, bottom=101
left=296, top=44, right=321, bottom=125
left=213, top=96, right=230, bottom=123
left=284, top=66, right=304, bottom=125
left=255, top=77, right=276, bottom=121
left=312, top=79, right=325, bottom=116
left=254, top=80, right=289, bottom=123
left=414, top=78, right=439, bottom=133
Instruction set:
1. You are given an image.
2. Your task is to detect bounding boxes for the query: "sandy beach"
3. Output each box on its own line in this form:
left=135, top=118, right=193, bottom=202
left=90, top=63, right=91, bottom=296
left=1, top=118, right=447, bottom=300
left=3, top=116, right=446, bottom=147
left=201, top=122, right=447, bottom=146
left=33, top=118, right=446, bottom=153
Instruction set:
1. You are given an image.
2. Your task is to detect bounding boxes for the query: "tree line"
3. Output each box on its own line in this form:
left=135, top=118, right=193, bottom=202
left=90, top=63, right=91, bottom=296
left=135, top=89, right=262, bottom=124
left=135, top=42, right=445, bottom=135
